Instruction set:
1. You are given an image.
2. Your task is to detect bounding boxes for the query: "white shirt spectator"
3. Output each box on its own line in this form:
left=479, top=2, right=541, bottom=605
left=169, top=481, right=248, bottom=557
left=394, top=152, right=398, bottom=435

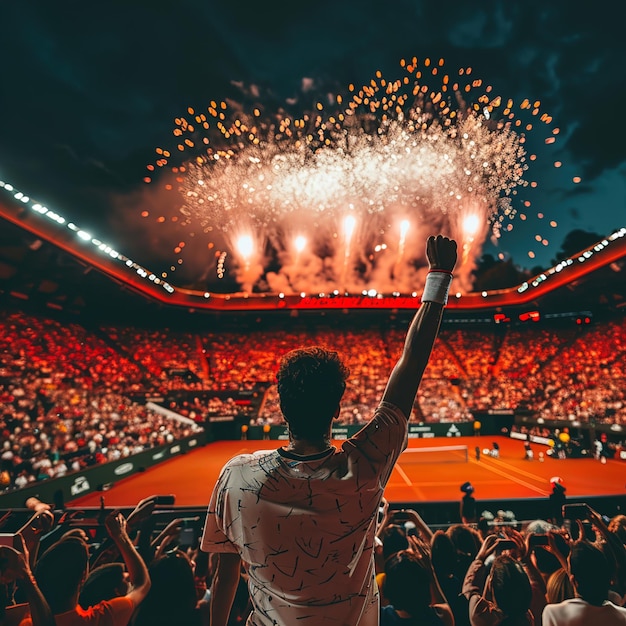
left=542, top=597, right=626, bottom=626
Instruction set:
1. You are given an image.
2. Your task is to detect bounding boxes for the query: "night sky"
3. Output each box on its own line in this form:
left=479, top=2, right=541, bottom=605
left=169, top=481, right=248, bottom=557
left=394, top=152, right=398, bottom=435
left=1, top=0, right=625, bottom=288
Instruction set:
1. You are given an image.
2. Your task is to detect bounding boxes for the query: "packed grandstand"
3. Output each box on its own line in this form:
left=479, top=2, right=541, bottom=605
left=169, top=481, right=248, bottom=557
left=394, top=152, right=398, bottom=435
left=1, top=307, right=625, bottom=493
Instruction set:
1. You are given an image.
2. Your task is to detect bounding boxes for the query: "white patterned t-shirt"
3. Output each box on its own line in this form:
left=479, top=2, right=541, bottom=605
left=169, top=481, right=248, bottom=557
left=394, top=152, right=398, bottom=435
left=201, top=401, right=408, bottom=626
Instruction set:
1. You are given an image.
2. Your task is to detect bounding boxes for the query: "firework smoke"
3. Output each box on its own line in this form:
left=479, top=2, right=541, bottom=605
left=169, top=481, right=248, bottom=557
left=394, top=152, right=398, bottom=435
left=146, top=57, right=562, bottom=294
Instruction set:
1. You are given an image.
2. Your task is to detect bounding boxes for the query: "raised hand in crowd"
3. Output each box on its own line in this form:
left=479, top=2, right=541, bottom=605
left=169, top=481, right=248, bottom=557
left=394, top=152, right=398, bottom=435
left=0, top=535, right=54, bottom=626
left=104, top=510, right=151, bottom=608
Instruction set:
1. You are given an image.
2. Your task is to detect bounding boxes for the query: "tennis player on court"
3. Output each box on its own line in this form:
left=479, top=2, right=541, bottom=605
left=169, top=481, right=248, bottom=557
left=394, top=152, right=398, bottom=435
left=201, top=234, right=457, bottom=626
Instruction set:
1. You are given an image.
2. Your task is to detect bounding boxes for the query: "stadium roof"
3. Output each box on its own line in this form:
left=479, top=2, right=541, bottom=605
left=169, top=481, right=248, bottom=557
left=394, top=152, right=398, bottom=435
left=1, top=181, right=625, bottom=325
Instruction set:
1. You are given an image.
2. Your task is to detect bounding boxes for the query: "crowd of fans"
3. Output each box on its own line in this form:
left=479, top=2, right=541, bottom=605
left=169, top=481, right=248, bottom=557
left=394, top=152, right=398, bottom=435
left=373, top=499, right=626, bottom=625
left=3, top=495, right=626, bottom=625
left=1, top=310, right=626, bottom=493
left=0, top=312, right=203, bottom=493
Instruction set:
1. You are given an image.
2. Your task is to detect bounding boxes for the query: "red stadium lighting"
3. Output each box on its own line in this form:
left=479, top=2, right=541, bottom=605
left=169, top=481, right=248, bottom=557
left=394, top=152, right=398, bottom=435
left=493, top=313, right=510, bottom=324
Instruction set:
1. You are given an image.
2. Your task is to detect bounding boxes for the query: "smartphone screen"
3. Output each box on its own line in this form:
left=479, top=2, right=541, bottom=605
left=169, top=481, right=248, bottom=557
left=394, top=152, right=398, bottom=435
left=496, top=539, right=516, bottom=552
left=179, top=526, right=197, bottom=548
left=392, top=510, right=412, bottom=521
left=562, top=504, right=587, bottom=520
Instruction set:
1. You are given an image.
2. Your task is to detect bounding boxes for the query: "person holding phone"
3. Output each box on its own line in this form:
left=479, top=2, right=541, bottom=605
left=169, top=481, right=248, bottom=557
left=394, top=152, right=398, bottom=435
left=201, top=235, right=457, bottom=626
left=462, top=534, right=534, bottom=626
left=18, top=510, right=151, bottom=626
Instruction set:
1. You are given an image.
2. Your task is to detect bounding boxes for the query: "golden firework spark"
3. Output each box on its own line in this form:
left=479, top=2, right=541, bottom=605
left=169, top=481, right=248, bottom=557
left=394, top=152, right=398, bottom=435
left=147, top=58, right=568, bottom=293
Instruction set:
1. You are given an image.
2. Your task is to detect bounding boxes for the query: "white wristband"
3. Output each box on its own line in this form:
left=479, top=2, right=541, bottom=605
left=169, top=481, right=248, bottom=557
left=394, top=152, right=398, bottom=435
left=421, top=271, right=453, bottom=305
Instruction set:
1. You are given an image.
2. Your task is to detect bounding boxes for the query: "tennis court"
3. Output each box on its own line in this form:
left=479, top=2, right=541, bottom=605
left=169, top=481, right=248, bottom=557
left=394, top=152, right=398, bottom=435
left=68, top=435, right=626, bottom=509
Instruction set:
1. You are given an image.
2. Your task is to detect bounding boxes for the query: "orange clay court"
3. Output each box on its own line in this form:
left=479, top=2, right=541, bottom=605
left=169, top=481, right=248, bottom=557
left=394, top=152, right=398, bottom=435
left=67, top=435, right=626, bottom=509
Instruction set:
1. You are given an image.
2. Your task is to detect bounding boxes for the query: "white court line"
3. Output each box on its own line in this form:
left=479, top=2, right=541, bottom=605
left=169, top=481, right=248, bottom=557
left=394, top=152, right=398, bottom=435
left=487, top=457, right=552, bottom=482
left=479, top=460, right=551, bottom=496
left=415, top=480, right=511, bottom=487
left=394, top=463, right=413, bottom=486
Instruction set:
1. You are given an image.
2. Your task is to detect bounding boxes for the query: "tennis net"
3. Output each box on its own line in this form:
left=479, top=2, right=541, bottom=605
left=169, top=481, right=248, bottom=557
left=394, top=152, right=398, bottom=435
left=400, top=444, right=469, bottom=464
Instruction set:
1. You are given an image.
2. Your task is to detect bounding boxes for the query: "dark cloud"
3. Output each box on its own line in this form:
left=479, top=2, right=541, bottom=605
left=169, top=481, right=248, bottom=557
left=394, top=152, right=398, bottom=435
left=0, top=0, right=623, bottom=274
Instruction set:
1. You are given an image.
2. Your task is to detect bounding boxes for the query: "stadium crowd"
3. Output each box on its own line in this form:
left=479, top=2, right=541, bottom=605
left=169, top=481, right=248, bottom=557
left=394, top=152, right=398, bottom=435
left=2, top=495, right=626, bottom=625
left=0, top=312, right=203, bottom=492
left=1, top=310, right=626, bottom=493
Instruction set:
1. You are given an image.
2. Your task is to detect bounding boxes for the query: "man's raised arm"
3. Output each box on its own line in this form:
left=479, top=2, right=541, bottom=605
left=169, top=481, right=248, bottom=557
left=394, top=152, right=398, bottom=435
left=381, top=235, right=457, bottom=418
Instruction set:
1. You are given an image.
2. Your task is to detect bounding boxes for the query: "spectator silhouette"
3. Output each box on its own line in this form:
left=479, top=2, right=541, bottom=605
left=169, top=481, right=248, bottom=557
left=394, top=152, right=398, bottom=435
left=0, top=538, right=54, bottom=626
left=132, top=550, right=209, bottom=626
left=548, top=480, right=566, bottom=527
left=376, top=524, right=410, bottom=607
left=542, top=541, right=626, bottom=625
left=463, top=535, right=534, bottom=626
left=381, top=550, right=453, bottom=626
left=545, top=568, right=574, bottom=605
left=460, top=482, right=477, bottom=525
left=78, top=563, right=128, bottom=610
left=431, top=526, right=481, bottom=626
left=19, top=511, right=150, bottom=626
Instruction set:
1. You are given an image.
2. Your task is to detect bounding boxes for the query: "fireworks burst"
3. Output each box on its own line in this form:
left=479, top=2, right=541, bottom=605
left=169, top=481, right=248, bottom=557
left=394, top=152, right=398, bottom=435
left=146, top=57, right=565, bottom=294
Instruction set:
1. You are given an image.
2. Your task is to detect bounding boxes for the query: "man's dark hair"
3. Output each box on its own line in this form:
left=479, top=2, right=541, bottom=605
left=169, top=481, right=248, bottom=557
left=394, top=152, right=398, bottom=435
left=569, top=541, right=610, bottom=606
left=491, top=555, right=532, bottom=619
left=35, top=537, right=89, bottom=614
left=277, top=347, right=349, bottom=440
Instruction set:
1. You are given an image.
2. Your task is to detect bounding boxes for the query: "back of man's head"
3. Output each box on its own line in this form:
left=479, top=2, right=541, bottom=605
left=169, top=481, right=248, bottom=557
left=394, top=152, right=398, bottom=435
left=35, top=537, right=89, bottom=614
left=569, top=541, right=610, bottom=606
left=277, top=347, right=349, bottom=439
